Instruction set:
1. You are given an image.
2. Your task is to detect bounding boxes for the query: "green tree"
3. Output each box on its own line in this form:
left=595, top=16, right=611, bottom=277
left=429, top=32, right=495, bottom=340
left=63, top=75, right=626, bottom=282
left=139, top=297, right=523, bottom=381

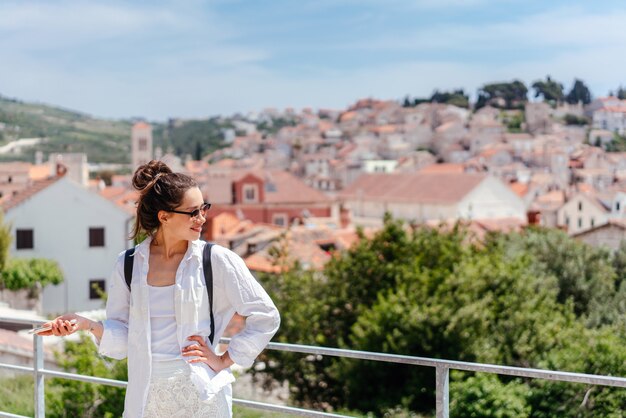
left=505, top=111, right=524, bottom=133
left=258, top=219, right=626, bottom=416
left=617, top=86, right=626, bottom=100
left=488, top=228, right=618, bottom=326
left=0, top=258, right=63, bottom=297
left=338, top=237, right=573, bottom=414
left=0, top=210, right=11, bottom=271
left=532, top=76, right=564, bottom=104
left=430, top=89, right=470, bottom=108
left=46, top=334, right=127, bottom=418
left=566, top=79, right=592, bottom=104
left=476, top=80, right=528, bottom=109
left=450, top=373, right=531, bottom=417
left=564, top=114, right=588, bottom=126
left=527, top=326, right=626, bottom=418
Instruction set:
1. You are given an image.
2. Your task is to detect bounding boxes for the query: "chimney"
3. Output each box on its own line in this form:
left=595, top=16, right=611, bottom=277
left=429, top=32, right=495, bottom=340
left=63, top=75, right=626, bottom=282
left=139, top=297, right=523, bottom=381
left=339, top=204, right=352, bottom=229
left=56, top=162, right=68, bottom=177
left=527, top=210, right=541, bottom=225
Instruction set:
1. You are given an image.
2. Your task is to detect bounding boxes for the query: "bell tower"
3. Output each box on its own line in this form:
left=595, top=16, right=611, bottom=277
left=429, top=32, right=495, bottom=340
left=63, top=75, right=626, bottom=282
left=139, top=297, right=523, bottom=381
left=131, top=122, right=153, bottom=169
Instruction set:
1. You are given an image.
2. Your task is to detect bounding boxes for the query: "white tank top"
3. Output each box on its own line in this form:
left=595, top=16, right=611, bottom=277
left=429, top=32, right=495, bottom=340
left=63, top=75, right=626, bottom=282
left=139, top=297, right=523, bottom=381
left=149, top=284, right=182, bottom=362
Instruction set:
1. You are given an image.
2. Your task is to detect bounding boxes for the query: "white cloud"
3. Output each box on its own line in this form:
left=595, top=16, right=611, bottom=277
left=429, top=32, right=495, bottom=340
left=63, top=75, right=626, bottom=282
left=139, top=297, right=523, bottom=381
left=0, top=1, right=625, bottom=119
left=334, top=7, right=626, bottom=52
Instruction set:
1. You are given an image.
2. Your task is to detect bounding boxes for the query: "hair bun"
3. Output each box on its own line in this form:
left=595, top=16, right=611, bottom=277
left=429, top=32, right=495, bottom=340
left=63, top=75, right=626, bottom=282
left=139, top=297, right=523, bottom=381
left=132, top=160, right=173, bottom=192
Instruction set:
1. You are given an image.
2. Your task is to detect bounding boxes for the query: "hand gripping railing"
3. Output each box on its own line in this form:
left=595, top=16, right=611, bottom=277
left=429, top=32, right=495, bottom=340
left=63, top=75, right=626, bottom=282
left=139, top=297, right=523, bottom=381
left=1, top=316, right=626, bottom=418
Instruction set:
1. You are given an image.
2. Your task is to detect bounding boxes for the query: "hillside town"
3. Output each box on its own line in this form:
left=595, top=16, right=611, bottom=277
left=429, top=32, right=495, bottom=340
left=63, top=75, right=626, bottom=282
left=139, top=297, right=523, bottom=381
left=2, top=95, right=626, bottom=321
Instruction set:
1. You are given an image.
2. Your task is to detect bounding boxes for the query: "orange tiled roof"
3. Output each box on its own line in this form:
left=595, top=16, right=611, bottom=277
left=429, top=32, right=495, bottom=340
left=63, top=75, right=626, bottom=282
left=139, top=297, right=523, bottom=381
left=263, top=170, right=330, bottom=204
left=339, top=111, right=357, bottom=122
left=2, top=176, right=63, bottom=212
left=509, top=182, right=529, bottom=197
left=420, top=163, right=465, bottom=174
left=231, top=170, right=331, bottom=204
left=244, top=252, right=283, bottom=274
left=133, top=121, right=151, bottom=129
left=99, top=186, right=139, bottom=215
left=341, top=172, right=486, bottom=204
left=370, top=125, right=396, bottom=134
left=28, top=164, right=50, bottom=181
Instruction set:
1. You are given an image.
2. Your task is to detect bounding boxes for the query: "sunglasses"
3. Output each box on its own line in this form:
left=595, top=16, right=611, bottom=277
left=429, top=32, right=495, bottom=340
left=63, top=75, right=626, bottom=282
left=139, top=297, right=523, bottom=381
left=166, top=202, right=212, bottom=219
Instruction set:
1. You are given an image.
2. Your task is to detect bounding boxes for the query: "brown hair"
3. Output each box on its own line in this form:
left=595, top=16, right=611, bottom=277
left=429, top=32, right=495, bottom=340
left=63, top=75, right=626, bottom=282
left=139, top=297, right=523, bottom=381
left=131, top=160, right=197, bottom=239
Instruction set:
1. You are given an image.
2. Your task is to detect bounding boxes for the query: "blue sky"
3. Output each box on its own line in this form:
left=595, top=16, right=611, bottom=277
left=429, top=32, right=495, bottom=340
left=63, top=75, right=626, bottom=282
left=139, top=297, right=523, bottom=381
left=1, top=0, right=626, bottom=120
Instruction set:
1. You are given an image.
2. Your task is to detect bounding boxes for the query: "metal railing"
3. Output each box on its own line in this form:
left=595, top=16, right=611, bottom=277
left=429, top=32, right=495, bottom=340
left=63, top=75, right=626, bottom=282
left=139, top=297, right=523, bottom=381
left=1, top=315, right=626, bottom=418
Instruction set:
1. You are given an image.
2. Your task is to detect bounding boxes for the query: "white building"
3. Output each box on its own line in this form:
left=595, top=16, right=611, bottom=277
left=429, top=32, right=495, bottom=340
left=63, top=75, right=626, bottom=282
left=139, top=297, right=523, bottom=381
left=339, top=172, right=526, bottom=223
left=362, top=160, right=398, bottom=174
left=592, top=107, right=626, bottom=135
left=556, top=192, right=609, bottom=235
left=572, top=220, right=626, bottom=251
left=2, top=175, right=132, bottom=315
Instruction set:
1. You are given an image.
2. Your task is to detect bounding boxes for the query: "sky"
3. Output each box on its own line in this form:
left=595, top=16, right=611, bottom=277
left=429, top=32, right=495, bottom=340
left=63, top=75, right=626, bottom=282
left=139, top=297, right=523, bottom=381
left=1, top=0, right=626, bottom=121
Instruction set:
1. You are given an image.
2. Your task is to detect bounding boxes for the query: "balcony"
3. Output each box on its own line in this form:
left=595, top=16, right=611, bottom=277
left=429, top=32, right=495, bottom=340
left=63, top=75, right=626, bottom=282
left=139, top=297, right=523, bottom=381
left=1, top=316, right=626, bottom=418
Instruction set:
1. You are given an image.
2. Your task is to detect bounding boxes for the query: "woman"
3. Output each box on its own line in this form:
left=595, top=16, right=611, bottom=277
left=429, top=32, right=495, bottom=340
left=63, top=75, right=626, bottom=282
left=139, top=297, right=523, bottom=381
left=39, top=160, right=280, bottom=418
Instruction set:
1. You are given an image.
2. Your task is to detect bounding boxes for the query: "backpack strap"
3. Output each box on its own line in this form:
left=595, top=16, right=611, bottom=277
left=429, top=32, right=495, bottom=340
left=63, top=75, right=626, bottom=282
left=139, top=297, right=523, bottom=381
left=203, top=243, right=215, bottom=345
left=124, top=248, right=135, bottom=290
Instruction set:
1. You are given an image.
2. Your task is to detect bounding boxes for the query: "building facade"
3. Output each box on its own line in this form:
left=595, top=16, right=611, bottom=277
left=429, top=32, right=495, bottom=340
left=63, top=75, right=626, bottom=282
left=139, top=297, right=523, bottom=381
left=3, top=176, right=132, bottom=314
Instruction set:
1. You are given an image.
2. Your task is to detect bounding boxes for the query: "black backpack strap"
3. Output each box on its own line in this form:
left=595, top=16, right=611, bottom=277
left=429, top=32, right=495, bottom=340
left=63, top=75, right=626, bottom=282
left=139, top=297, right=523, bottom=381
left=124, top=248, right=135, bottom=291
left=203, top=243, right=215, bottom=345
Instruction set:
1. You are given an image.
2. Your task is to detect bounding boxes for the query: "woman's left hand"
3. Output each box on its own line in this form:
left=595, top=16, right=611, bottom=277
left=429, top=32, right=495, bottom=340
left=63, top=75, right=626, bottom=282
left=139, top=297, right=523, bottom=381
left=182, top=335, right=234, bottom=372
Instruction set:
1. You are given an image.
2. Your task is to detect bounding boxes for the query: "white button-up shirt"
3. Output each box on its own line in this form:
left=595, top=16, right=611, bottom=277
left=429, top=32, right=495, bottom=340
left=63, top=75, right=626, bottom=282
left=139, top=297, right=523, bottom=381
left=96, top=238, right=280, bottom=418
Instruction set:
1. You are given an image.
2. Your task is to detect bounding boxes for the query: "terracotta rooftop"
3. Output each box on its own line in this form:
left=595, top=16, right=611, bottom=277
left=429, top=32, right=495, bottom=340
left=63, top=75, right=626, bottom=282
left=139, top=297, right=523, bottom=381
left=263, top=170, right=330, bottom=204
left=509, top=182, right=529, bottom=197
left=420, top=163, right=465, bottom=174
left=341, top=172, right=486, bottom=204
left=1, top=175, right=63, bottom=213
left=132, top=121, right=151, bottom=130
left=99, top=186, right=139, bottom=215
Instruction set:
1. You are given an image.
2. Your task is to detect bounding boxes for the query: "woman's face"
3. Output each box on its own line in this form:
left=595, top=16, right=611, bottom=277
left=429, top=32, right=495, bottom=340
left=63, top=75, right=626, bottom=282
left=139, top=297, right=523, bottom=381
left=162, top=187, right=206, bottom=242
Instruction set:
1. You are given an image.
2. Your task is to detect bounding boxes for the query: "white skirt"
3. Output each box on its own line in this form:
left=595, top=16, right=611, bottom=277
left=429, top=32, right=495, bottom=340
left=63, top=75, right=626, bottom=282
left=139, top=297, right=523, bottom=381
left=143, top=360, right=230, bottom=418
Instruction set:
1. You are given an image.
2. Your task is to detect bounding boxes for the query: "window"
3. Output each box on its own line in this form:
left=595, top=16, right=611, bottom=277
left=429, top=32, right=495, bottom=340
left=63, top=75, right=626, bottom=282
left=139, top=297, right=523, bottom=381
left=89, top=279, right=106, bottom=300
left=617, top=202, right=621, bottom=212
left=578, top=202, right=583, bottom=212
left=89, top=227, right=105, bottom=247
left=565, top=216, right=570, bottom=226
left=16, top=229, right=33, bottom=249
left=578, top=218, right=583, bottom=228
left=138, top=138, right=147, bottom=151
left=272, top=214, right=288, bottom=226
left=243, top=184, right=258, bottom=203
left=591, top=218, right=595, bottom=228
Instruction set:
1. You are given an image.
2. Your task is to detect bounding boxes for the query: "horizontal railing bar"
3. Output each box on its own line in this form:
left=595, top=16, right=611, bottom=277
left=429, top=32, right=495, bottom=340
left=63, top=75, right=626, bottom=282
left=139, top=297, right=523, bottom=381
left=261, top=341, right=626, bottom=388
left=40, top=369, right=128, bottom=388
left=0, top=412, right=29, bottom=418
left=0, top=317, right=45, bottom=327
left=2, top=342, right=626, bottom=389
left=233, top=399, right=351, bottom=417
left=0, top=364, right=33, bottom=373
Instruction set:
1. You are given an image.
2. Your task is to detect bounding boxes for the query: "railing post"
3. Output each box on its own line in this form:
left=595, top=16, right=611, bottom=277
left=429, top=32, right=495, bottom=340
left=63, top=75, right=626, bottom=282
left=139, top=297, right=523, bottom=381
left=435, top=366, right=449, bottom=418
left=33, top=334, right=45, bottom=418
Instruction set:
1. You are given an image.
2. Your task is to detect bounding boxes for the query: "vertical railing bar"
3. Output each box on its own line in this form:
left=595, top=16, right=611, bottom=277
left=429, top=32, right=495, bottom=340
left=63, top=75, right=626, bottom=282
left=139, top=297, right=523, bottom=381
left=33, top=334, right=44, bottom=418
left=435, top=366, right=449, bottom=418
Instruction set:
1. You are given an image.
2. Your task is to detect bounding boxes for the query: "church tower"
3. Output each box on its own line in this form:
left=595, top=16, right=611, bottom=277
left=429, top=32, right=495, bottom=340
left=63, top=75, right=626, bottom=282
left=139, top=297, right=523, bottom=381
left=131, top=122, right=153, bottom=169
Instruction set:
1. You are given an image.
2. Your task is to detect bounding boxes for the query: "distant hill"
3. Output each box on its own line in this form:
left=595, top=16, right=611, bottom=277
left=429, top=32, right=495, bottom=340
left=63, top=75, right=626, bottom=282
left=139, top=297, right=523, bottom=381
left=152, top=117, right=233, bottom=161
left=0, top=94, right=133, bottom=164
left=0, top=94, right=291, bottom=166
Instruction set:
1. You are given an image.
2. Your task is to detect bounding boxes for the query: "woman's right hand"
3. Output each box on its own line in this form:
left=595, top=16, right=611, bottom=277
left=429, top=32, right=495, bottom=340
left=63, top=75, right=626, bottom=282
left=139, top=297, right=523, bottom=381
left=36, top=313, right=90, bottom=337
